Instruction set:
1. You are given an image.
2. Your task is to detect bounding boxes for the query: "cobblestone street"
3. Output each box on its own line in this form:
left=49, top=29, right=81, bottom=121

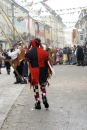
left=0, top=65, right=87, bottom=130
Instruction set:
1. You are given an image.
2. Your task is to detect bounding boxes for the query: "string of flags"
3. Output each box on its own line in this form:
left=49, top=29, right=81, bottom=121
left=12, top=8, right=87, bottom=18
left=40, top=7, right=87, bottom=12
left=5, top=3, right=87, bottom=20
left=12, top=9, right=82, bottom=22
left=6, top=6, right=87, bottom=14
left=13, top=10, right=81, bottom=18
left=13, top=10, right=81, bottom=16
left=41, top=21, right=76, bottom=23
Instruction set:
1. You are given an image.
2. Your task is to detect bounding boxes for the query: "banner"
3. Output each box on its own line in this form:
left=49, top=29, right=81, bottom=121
left=34, top=8, right=42, bottom=15
left=27, top=1, right=34, bottom=6
left=17, top=17, right=25, bottom=22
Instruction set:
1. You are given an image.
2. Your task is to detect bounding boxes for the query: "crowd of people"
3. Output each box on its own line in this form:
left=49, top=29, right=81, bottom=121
left=48, top=45, right=87, bottom=66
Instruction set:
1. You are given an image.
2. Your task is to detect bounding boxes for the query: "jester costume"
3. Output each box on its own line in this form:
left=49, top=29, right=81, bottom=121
left=25, top=38, right=52, bottom=109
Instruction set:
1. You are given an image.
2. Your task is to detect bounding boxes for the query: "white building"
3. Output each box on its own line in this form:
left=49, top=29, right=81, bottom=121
left=75, top=9, right=87, bottom=45
left=64, top=30, right=72, bottom=47
left=0, top=0, right=29, bottom=50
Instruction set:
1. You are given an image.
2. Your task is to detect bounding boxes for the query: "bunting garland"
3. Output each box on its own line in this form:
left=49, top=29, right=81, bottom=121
left=5, top=5, right=87, bottom=24
left=7, top=6, right=87, bottom=14
left=31, top=10, right=81, bottom=17
left=13, top=10, right=81, bottom=17
left=40, top=7, right=87, bottom=12
left=41, top=21, right=76, bottom=23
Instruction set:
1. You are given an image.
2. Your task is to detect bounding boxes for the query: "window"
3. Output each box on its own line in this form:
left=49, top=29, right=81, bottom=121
left=86, top=26, right=87, bottom=31
left=80, top=34, right=83, bottom=40
left=0, top=44, right=2, bottom=47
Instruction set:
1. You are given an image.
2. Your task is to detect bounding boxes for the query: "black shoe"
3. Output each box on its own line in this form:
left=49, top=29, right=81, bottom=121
left=14, top=81, right=20, bottom=84
left=82, top=64, right=84, bottom=66
left=42, top=95, right=49, bottom=109
left=0, top=72, right=1, bottom=74
left=77, top=64, right=80, bottom=66
left=14, top=77, right=21, bottom=84
left=7, top=72, right=10, bottom=75
left=20, top=79, right=27, bottom=84
left=35, top=101, right=41, bottom=109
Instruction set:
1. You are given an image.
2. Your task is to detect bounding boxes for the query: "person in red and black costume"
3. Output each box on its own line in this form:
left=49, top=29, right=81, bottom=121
left=25, top=38, right=53, bottom=109
left=26, top=38, right=43, bottom=52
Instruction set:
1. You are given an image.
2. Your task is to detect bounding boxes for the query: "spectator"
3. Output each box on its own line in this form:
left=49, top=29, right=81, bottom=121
left=84, top=38, right=87, bottom=46
left=0, top=52, right=5, bottom=74
left=77, top=46, right=84, bottom=66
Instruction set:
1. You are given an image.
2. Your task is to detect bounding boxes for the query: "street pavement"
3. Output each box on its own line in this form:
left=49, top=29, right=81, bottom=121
left=0, top=65, right=87, bottom=130
left=0, top=68, right=25, bottom=129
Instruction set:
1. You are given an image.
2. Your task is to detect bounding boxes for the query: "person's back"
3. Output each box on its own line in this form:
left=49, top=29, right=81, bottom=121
left=25, top=38, right=54, bottom=109
left=25, top=47, right=48, bottom=68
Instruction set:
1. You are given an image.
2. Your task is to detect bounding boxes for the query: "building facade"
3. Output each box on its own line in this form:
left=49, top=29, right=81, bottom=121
left=45, top=24, right=51, bottom=46
left=0, top=0, right=12, bottom=49
left=41, top=17, right=65, bottom=48
left=35, top=21, right=45, bottom=44
left=75, top=9, right=87, bottom=45
left=0, top=0, right=30, bottom=50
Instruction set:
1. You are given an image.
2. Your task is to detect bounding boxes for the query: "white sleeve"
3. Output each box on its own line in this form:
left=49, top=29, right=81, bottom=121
left=8, top=49, right=20, bottom=60
left=75, top=50, right=77, bottom=55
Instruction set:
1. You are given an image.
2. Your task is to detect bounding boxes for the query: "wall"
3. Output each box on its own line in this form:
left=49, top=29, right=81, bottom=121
left=29, top=18, right=35, bottom=38
left=0, top=0, right=12, bottom=49
left=45, top=25, right=51, bottom=45
left=35, top=22, right=45, bottom=44
left=41, top=17, right=65, bottom=48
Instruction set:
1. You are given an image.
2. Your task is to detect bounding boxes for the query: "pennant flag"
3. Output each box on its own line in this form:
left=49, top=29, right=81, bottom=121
left=27, top=1, right=33, bottom=6
left=34, top=8, right=42, bottom=15
left=38, top=7, right=42, bottom=15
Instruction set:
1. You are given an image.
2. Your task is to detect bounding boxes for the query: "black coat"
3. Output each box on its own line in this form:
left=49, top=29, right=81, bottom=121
left=77, top=47, right=84, bottom=61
